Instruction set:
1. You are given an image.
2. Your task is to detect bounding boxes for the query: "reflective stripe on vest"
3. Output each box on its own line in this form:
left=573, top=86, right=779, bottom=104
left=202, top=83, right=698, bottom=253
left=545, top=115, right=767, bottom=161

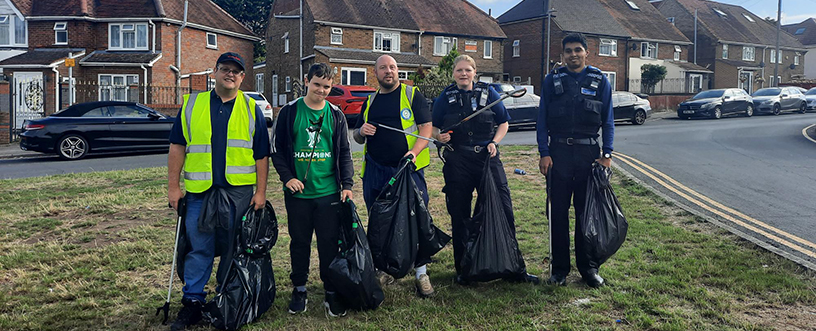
left=360, top=83, right=430, bottom=177
left=181, top=90, right=258, bottom=193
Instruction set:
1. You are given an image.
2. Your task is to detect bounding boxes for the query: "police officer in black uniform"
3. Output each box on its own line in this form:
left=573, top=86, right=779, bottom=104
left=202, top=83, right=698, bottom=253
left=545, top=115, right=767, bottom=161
left=537, top=33, right=615, bottom=288
left=433, top=55, right=538, bottom=285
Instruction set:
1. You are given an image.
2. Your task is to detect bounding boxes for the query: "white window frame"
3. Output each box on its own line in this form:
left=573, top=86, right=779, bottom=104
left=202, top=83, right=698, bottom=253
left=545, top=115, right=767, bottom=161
left=674, top=45, right=682, bottom=61
left=770, top=75, right=782, bottom=86
left=283, top=32, right=289, bottom=53
left=206, top=32, right=217, bottom=49
left=0, top=15, right=24, bottom=46
left=513, top=40, right=520, bottom=57
left=255, top=73, right=264, bottom=93
left=373, top=30, right=400, bottom=53
left=341, top=67, right=367, bottom=85
left=398, top=70, right=415, bottom=80
left=641, top=42, right=657, bottom=59
left=667, top=17, right=675, bottom=25
left=722, top=44, right=728, bottom=59
left=742, top=13, right=755, bottom=22
left=599, top=39, right=617, bottom=57
left=484, top=40, right=493, bottom=59
left=795, top=54, right=800, bottom=65
left=689, top=74, right=703, bottom=93
left=742, top=46, right=755, bottom=61
left=331, top=27, right=343, bottom=45
left=434, top=36, right=456, bottom=56
left=625, top=0, right=640, bottom=10
left=602, top=71, right=617, bottom=91
left=512, top=76, right=522, bottom=83
left=285, top=76, right=291, bottom=92
left=108, top=23, right=148, bottom=51
left=98, top=74, right=139, bottom=102
left=713, top=8, right=727, bottom=17
left=54, top=22, right=68, bottom=45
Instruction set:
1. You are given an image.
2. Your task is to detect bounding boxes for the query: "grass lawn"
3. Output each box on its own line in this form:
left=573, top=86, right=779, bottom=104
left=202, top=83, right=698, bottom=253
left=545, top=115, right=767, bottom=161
left=0, top=146, right=814, bottom=330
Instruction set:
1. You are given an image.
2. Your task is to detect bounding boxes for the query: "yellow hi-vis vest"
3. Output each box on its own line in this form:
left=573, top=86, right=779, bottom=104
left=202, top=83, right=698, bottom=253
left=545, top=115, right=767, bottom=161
left=361, top=83, right=429, bottom=177
left=180, top=90, right=258, bottom=193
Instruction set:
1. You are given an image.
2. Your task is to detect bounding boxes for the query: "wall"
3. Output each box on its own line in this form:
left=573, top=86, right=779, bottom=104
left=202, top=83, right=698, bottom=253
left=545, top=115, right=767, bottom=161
left=0, top=111, right=8, bottom=144
left=647, top=93, right=693, bottom=111
left=420, top=33, right=504, bottom=77
left=805, top=46, right=816, bottom=79
left=501, top=18, right=546, bottom=93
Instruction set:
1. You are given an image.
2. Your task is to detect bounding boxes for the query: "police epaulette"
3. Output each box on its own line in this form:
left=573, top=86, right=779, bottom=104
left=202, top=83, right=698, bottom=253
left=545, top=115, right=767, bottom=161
left=586, top=66, right=603, bottom=74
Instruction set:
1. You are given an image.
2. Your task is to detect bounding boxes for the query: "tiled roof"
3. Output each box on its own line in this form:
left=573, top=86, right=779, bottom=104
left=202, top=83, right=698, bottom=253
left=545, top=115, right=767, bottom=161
left=598, top=0, right=690, bottom=43
left=314, top=46, right=436, bottom=67
left=0, top=48, right=84, bottom=66
left=782, top=18, right=816, bottom=46
left=80, top=51, right=162, bottom=65
left=670, top=60, right=713, bottom=72
left=498, top=0, right=631, bottom=38
left=717, top=58, right=761, bottom=68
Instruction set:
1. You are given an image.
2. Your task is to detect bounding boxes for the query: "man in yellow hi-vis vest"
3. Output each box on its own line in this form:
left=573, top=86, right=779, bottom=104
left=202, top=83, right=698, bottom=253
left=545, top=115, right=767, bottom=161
left=166, top=52, right=269, bottom=330
left=352, top=55, right=436, bottom=298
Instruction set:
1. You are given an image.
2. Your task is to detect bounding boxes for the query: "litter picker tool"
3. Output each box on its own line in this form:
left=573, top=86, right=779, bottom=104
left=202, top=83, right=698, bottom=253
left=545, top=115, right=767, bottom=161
left=438, top=87, right=527, bottom=134
left=370, top=122, right=454, bottom=162
left=156, top=197, right=186, bottom=325
left=546, top=170, right=552, bottom=279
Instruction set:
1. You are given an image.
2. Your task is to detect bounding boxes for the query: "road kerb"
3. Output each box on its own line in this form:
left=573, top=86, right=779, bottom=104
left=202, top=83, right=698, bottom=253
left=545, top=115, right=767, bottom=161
left=803, top=124, right=816, bottom=145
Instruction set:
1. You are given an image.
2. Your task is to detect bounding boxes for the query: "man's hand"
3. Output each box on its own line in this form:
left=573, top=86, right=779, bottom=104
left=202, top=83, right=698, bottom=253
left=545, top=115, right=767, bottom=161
left=539, top=156, right=553, bottom=176
left=340, top=189, right=353, bottom=202
left=596, top=156, right=612, bottom=169
left=438, top=132, right=451, bottom=143
left=487, top=142, right=498, bottom=158
left=251, top=191, right=266, bottom=210
left=285, top=178, right=305, bottom=194
left=360, top=122, right=377, bottom=136
left=403, top=151, right=416, bottom=163
left=168, top=186, right=184, bottom=212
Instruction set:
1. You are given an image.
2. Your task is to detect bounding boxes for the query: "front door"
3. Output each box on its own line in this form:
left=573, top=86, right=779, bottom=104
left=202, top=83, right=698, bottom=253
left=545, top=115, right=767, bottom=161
left=13, top=72, right=45, bottom=131
left=739, top=71, right=753, bottom=93
left=272, top=75, right=279, bottom=107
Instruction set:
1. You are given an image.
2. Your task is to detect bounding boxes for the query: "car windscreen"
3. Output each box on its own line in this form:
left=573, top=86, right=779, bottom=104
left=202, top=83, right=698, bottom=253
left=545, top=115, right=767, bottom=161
left=246, top=93, right=266, bottom=101
left=351, top=91, right=375, bottom=98
left=692, top=90, right=724, bottom=99
left=753, top=88, right=781, bottom=96
left=806, top=89, right=816, bottom=96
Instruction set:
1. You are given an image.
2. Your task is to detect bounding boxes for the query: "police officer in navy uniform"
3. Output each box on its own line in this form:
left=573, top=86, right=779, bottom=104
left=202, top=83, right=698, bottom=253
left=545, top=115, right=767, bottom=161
left=537, top=33, right=614, bottom=288
left=433, top=55, right=538, bottom=285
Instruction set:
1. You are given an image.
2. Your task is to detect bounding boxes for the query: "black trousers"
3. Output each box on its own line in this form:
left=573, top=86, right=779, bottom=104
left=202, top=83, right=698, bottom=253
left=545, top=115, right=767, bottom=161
left=548, top=142, right=601, bottom=277
left=284, top=193, right=341, bottom=292
left=442, top=149, right=516, bottom=274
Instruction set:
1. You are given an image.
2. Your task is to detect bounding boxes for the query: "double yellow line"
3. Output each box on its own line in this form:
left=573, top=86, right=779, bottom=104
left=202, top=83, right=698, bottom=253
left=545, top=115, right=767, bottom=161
left=614, top=152, right=816, bottom=260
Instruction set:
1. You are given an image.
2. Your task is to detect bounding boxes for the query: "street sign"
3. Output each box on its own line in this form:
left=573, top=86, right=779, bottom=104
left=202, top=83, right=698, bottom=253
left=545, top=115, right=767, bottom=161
left=65, top=58, right=75, bottom=67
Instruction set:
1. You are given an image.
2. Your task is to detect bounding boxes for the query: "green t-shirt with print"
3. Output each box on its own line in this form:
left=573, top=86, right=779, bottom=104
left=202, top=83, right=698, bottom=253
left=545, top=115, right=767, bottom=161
left=290, top=98, right=338, bottom=199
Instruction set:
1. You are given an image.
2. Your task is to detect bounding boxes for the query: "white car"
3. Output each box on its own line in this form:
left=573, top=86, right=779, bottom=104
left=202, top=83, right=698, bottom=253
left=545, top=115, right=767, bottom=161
left=245, top=92, right=274, bottom=127
left=805, top=88, right=816, bottom=111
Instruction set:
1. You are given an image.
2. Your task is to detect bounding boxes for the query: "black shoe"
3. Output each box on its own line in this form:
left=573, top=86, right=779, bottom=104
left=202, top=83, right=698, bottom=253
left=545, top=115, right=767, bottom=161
left=545, top=274, right=567, bottom=286
left=515, top=273, right=541, bottom=285
left=454, top=274, right=471, bottom=286
left=323, top=292, right=347, bottom=317
left=288, top=288, right=308, bottom=314
left=170, top=298, right=202, bottom=331
left=582, top=271, right=605, bottom=288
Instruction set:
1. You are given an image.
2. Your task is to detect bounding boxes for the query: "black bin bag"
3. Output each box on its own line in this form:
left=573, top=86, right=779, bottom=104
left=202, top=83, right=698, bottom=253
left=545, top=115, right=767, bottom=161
left=327, top=200, right=384, bottom=310
left=460, top=154, right=526, bottom=282
left=580, top=163, right=628, bottom=268
left=368, top=159, right=451, bottom=279
left=204, top=201, right=278, bottom=330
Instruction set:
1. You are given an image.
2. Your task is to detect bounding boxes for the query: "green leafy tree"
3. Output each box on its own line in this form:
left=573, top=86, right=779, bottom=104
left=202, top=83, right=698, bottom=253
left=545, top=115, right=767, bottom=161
left=212, top=0, right=271, bottom=61
left=640, top=64, right=667, bottom=94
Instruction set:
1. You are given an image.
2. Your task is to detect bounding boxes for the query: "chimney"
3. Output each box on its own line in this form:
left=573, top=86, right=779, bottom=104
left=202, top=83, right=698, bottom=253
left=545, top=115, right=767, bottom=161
left=489, top=8, right=492, bottom=16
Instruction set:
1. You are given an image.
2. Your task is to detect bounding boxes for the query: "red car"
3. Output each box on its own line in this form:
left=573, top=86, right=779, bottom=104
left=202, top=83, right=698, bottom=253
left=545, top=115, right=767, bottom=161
left=326, top=85, right=377, bottom=123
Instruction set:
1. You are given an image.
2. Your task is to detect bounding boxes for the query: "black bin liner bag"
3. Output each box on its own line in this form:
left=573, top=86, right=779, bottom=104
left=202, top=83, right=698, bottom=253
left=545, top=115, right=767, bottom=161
left=580, top=163, right=628, bottom=268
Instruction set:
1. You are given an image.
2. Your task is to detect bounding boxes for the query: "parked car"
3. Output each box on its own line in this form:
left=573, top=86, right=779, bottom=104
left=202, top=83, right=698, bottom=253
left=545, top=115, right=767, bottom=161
left=751, top=87, right=807, bottom=115
left=781, top=86, right=808, bottom=94
left=244, top=92, right=273, bottom=127
left=677, top=88, right=754, bottom=119
left=490, top=82, right=539, bottom=126
left=613, top=91, right=651, bottom=125
left=19, top=101, right=174, bottom=160
left=326, top=85, right=377, bottom=123
left=804, top=88, right=816, bottom=111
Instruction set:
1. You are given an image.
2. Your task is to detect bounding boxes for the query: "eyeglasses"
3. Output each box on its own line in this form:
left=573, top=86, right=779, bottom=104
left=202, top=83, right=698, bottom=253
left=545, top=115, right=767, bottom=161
left=217, top=67, right=244, bottom=76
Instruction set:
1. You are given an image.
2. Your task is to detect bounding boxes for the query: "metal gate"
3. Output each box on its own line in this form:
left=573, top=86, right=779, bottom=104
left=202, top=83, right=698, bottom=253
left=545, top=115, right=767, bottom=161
left=12, top=72, right=45, bottom=135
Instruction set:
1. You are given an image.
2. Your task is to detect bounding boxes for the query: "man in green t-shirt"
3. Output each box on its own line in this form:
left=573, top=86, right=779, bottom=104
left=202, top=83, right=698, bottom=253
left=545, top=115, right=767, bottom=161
left=270, top=63, right=354, bottom=317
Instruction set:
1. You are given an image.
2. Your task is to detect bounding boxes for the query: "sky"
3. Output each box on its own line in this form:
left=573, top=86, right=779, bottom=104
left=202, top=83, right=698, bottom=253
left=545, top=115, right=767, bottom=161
left=471, top=0, right=816, bottom=25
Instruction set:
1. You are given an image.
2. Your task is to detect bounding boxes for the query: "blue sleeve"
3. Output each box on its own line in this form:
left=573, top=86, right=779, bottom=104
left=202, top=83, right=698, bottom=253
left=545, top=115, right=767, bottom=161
left=600, top=77, right=615, bottom=154
left=252, top=105, right=270, bottom=160
left=489, top=87, right=510, bottom=124
left=536, top=75, right=552, bottom=157
left=432, top=91, right=446, bottom=128
left=168, top=108, right=186, bottom=145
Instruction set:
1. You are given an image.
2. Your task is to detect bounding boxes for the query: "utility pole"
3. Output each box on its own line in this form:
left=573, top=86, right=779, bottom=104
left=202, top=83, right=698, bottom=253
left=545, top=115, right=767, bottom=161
left=694, top=9, right=698, bottom=64
left=540, top=0, right=552, bottom=93
left=773, top=0, right=782, bottom=87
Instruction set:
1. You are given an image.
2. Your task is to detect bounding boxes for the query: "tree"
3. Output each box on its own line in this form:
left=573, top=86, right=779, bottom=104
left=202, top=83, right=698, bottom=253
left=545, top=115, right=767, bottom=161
left=640, top=64, right=667, bottom=94
left=212, top=0, right=271, bottom=61
left=411, top=46, right=460, bottom=85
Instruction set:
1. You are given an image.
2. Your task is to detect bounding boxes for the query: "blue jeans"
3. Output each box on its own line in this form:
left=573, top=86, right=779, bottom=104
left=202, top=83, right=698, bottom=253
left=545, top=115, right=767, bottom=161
left=181, top=192, right=238, bottom=303
left=362, top=155, right=430, bottom=212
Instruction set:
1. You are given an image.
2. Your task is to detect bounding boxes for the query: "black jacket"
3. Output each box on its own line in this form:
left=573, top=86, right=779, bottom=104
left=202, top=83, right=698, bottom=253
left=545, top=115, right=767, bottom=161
left=270, top=98, right=354, bottom=191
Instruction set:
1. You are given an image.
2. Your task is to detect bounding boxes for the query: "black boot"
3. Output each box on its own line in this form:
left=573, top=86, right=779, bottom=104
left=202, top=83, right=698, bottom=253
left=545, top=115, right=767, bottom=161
left=170, top=298, right=202, bottom=331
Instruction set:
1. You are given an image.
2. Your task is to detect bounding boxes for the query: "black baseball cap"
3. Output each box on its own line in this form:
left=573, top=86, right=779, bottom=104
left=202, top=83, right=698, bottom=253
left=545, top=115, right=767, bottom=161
left=216, top=52, right=245, bottom=71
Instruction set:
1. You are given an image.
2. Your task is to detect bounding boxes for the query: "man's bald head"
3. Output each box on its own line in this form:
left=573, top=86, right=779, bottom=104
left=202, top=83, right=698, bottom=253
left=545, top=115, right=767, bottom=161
left=374, top=55, right=399, bottom=91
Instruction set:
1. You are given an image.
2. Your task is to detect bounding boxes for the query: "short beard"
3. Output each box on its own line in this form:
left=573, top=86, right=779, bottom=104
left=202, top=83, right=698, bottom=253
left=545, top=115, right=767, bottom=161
left=378, top=78, right=396, bottom=90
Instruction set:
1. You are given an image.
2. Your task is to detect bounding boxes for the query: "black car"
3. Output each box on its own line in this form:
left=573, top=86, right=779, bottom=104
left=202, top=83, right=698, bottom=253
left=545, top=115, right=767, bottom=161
left=751, top=87, right=808, bottom=115
left=19, top=101, right=174, bottom=160
left=613, top=91, right=651, bottom=125
left=677, top=88, right=754, bottom=119
left=490, top=83, right=539, bottom=126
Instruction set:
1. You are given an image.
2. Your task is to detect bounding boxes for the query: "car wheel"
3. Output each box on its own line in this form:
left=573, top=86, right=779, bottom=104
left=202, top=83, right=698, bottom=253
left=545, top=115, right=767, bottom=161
left=57, top=134, right=89, bottom=160
left=799, top=102, right=807, bottom=114
left=711, top=106, right=722, bottom=119
left=773, top=104, right=781, bottom=115
left=632, top=109, right=647, bottom=125
left=745, top=104, right=753, bottom=117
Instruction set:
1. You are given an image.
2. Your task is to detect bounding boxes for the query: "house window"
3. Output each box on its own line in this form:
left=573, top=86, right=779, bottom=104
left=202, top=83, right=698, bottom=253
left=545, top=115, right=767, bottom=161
left=673, top=45, right=681, bottom=61
left=109, top=23, right=148, bottom=50
left=795, top=28, right=806, bottom=35
left=722, top=44, right=728, bottom=59
left=206, top=33, right=217, bottom=49
left=374, top=30, right=400, bottom=53
left=285, top=76, right=291, bottom=92
left=512, top=76, right=522, bottom=83
left=99, top=74, right=138, bottom=102
left=54, top=22, right=68, bottom=45
left=602, top=71, right=616, bottom=91
left=713, top=8, right=727, bottom=17
left=770, top=49, right=782, bottom=64
left=689, top=74, right=703, bottom=93
left=625, top=0, right=640, bottom=10
left=599, top=39, right=617, bottom=57
left=770, top=75, right=781, bottom=86
left=0, top=16, right=8, bottom=46
left=512, top=40, right=520, bottom=57
left=397, top=70, right=415, bottom=80
left=742, top=13, right=755, bottom=22
left=283, top=32, right=289, bottom=53
left=795, top=54, right=800, bottom=65
left=13, top=16, right=25, bottom=45
left=641, top=42, right=657, bottom=59
left=331, top=27, right=343, bottom=45
left=484, top=40, right=493, bottom=59
left=742, top=46, right=755, bottom=61
left=434, top=36, right=456, bottom=56
left=255, top=73, right=264, bottom=93
left=341, top=67, right=367, bottom=85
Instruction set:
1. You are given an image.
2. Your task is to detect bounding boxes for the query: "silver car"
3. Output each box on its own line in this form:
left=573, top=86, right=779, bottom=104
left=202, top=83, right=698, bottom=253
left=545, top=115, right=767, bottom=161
left=751, top=87, right=808, bottom=115
left=244, top=92, right=274, bottom=127
left=804, top=88, right=816, bottom=111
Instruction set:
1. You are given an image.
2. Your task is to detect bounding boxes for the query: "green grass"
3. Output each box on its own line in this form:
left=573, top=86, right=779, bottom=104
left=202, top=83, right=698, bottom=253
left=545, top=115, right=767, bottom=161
left=0, top=146, right=814, bottom=330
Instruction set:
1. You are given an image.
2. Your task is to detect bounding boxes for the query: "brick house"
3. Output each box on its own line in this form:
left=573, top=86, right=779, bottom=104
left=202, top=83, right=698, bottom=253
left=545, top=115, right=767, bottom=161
left=0, top=0, right=259, bottom=133
left=265, top=0, right=506, bottom=106
left=658, top=0, right=806, bottom=92
left=782, top=18, right=816, bottom=80
left=498, top=0, right=709, bottom=95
